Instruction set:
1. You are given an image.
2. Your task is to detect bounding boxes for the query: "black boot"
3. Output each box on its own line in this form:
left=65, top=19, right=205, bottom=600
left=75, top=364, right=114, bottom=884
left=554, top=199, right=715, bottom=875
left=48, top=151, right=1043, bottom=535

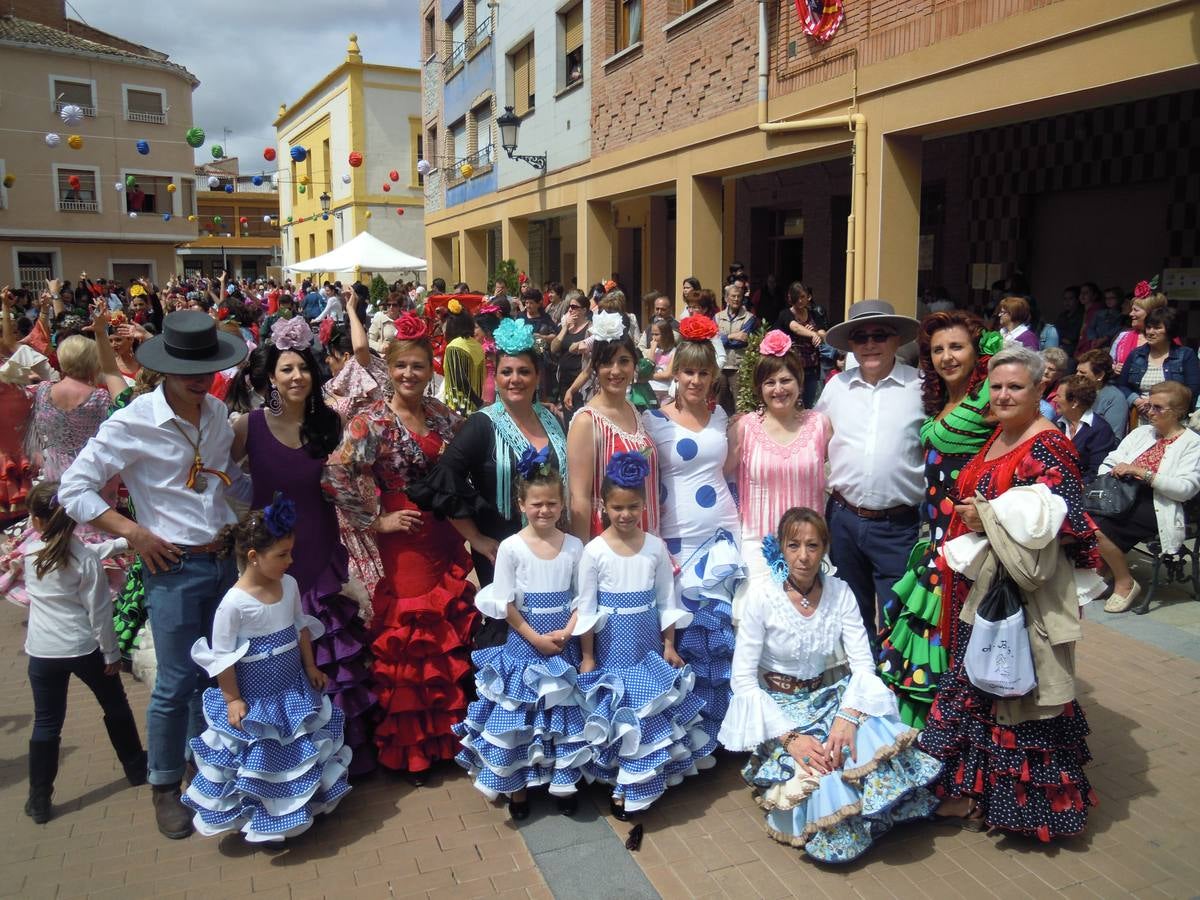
left=152, top=783, right=194, bottom=839
left=103, top=713, right=146, bottom=786
left=25, top=738, right=60, bottom=824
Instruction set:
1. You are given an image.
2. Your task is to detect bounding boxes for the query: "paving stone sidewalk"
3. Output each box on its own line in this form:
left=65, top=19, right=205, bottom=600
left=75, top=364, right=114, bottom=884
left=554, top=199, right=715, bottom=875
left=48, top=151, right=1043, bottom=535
left=1, top=586, right=1198, bottom=899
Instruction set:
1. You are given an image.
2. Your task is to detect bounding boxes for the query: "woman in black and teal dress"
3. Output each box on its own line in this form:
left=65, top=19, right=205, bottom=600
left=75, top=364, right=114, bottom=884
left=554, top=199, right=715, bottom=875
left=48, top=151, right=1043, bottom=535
left=877, top=312, right=1000, bottom=727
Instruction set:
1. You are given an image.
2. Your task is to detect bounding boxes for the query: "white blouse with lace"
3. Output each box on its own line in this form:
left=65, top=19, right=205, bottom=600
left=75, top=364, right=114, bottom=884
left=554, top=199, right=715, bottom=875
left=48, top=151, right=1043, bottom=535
left=474, top=533, right=584, bottom=620
left=717, top=573, right=898, bottom=751
left=571, top=533, right=692, bottom=636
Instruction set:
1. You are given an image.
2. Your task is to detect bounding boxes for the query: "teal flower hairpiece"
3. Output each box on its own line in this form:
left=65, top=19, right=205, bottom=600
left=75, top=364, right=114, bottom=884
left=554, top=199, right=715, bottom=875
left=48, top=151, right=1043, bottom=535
left=761, top=534, right=789, bottom=584
left=493, top=318, right=536, bottom=356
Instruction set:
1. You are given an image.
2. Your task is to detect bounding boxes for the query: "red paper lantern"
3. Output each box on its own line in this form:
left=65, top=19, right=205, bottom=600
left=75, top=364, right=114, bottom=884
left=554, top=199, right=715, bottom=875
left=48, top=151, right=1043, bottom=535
left=239, top=216, right=248, bottom=224
left=67, top=174, right=81, bottom=189
left=388, top=169, right=399, bottom=182
left=348, top=151, right=363, bottom=168
left=382, top=183, right=391, bottom=192
left=397, top=207, right=404, bottom=215
left=263, top=147, right=276, bottom=161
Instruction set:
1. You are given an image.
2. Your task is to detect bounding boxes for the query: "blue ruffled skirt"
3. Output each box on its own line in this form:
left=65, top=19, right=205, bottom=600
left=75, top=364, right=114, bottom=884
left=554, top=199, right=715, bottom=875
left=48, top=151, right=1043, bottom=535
left=454, top=592, right=591, bottom=797
left=743, top=675, right=942, bottom=863
left=183, top=626, right=352, bottom=842
left=579, top=589, right=714, bottom=813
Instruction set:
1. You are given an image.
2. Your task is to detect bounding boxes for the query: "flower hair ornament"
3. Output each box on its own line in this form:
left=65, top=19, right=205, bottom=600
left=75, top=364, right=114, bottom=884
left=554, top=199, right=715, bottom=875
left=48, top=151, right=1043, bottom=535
left=758, top=329, right=792, bottom=358
left=446, top=298, right=464, bottom=315
left=590, top=310, right=626, bottom=342
left=605, top=451, right=651, bottom=489
left=976, top=329, right=1004, bottom=357
left=317, top=317, right=335, bottom=348
left=478, top=302, right=503, bottom=317
left=1133, top=276, right=1160, bottom=300
left=679, top=315, right=718, bottom=342
left=761, top=534, right=790, bottom=584
left=493, top=318, right=536, bottom=356
left=515, top=444, right=551, bottom=480
left=263, top=491, right=298, bottom=538
left=271, top=316, right=313, bottom=352
left=392, top=313, right=429, bottom=340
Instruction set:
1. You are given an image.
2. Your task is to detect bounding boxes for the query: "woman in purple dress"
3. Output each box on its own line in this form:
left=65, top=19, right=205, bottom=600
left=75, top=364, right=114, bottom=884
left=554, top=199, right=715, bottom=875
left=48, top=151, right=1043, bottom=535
left=232, top=317, right=377, bottom=774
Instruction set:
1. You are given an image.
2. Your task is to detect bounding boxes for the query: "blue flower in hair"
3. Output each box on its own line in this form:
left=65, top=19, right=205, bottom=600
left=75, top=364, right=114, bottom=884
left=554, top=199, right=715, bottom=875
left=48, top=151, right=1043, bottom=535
left=516, top=444, right=550, bottom=480
left=493, top=318, right=536, bottom=356
left=761, top=534, right=789, bottom=585
left=605, top=451, right=651, bottom=489
left=263, top=492, right=297, bottom=538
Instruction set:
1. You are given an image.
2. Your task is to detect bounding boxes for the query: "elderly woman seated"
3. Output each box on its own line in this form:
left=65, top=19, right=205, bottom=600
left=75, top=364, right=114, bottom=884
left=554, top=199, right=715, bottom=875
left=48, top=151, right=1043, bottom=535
left=717, top=507, right=941, bottom=864
left=1092, top=380, right=1200, bottom=613
left=1055, top=373, right=1117, bottom=483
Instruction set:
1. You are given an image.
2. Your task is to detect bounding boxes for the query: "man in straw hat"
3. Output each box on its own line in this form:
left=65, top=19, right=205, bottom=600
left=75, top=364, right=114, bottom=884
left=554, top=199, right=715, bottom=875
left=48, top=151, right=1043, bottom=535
left=816, top=300, right=925, bottom=656
left=61, top=311, right=249, bottom=839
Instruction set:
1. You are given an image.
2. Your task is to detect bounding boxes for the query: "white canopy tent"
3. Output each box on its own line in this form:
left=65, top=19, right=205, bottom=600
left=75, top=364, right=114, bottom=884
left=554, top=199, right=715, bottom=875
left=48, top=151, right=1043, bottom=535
left=288, top=231, right=426, bottom=274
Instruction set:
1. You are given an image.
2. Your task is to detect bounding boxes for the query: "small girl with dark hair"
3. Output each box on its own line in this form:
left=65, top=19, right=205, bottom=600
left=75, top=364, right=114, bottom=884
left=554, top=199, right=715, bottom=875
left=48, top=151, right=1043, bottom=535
left=573, top=452, right=713, bottom=820
left=183, top=497, right=352, bottom=842
left=21, top=481, right=145, bottom=824
left=453, top=457, right=589, bottom=820
left=442, top=300, right=486, bottom=416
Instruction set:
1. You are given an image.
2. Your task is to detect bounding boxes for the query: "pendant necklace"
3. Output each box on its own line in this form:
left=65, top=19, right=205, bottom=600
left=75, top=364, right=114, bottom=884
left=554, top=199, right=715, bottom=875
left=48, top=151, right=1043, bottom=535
left=170, top=418, right=232, bottom=494
left=786, top=575, right=816, bottom=610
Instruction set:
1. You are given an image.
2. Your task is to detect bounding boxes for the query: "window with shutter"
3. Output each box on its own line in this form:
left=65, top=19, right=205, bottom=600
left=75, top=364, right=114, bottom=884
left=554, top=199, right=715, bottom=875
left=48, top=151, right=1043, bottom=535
left=563, top=3, right=584, bottom=87
left=52, top=79, right=94, bottom=115
left=126, top=89, right=164, bottom=120
left=512, top=42, right=534, bottom=116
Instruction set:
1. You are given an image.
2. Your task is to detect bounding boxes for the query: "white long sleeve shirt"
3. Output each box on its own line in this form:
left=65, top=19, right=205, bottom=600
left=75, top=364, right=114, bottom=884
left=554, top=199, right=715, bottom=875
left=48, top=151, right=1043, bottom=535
left=60, top=386, right=251, bottom=545
left=24, top=536, right=128, bottom=663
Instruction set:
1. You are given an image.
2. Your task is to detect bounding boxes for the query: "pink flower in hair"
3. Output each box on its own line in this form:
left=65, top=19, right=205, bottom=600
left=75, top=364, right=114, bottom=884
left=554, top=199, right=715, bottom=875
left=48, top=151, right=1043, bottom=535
left=758, top=329, right=792, bottom=358
left=271, top=316, right=313, bottom=352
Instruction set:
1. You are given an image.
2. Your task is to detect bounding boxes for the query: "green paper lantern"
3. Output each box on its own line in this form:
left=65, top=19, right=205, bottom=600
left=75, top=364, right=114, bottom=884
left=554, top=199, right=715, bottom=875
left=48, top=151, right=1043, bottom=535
left=213, top=215, right=223, bottom=225
left=125, top=174, right=136, bottom=188
left=298, top=184, right=306, bottom=194
left=185, top=126, right=205, bottom=148
left=211, top=144, right=223, bottom=159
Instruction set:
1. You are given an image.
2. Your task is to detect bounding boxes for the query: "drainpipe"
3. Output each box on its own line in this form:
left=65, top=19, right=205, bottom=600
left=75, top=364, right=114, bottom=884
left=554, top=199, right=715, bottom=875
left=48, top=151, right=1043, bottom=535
left=756, top=0, right=866, bottom=310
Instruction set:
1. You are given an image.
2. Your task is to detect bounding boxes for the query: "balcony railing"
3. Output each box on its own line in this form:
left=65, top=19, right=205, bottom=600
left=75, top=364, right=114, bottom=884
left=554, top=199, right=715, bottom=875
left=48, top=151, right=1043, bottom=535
left=57, top=199, right=100, bottom=212
left=442, top=16, right=493, bottom=79
left=448, top=144, right=494, bottom=178
left=55, top=99, right=95, bottom=117
left=127, top=109, right=167, bottom=124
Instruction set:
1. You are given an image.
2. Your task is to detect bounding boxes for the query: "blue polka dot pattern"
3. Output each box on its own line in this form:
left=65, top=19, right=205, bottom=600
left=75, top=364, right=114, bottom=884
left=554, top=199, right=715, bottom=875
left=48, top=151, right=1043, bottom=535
left=651, top=409, right=668, bottom=419
left=659, top=481, right=669, bottom=505
left=665, top=536, right=683, bottom=555
left=676, top=438, right=698, bottom=461
left=695, top=485, right=717, bottom=508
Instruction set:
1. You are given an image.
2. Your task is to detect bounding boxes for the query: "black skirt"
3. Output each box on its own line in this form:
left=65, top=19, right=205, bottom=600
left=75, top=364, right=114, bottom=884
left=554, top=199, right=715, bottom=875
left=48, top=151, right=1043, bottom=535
left=1091, top=485, right=1158, bottom=552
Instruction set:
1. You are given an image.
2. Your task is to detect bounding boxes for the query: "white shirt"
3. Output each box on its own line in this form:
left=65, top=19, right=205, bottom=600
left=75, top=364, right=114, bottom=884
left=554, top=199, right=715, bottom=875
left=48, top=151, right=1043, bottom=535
left=816, top=361, right=924, bottom=509
left=368, top=310, right=397, bottom=353
left=60, top=385, right=251, bottom=545
left=24, top=536, right=128, bottom=664
left=313, top=295, right=345, bottom=323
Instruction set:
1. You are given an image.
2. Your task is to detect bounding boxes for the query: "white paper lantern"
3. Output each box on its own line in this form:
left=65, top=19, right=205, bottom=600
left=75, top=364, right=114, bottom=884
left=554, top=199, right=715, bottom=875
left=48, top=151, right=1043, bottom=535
left=44, top=132, right=61, bottom=147
left=129, top=212, right=138, bottom=218
left=59, top=104, right=84, bottom=125
left=114, top=182, right=125, bottom=192
left=207, top=175, right=220, bottom=189
left=341, top=173, right=351, bottom=184
left=262, top=215, right=271, bottom=222
left=416, top=159, right=432, bottom=177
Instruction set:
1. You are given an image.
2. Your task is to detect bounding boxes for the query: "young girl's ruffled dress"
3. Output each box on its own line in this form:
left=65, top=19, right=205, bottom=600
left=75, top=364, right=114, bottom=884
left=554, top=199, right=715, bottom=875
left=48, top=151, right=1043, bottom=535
left=573, top=534, right=715, bottom=813
left=183, top=575, right=352, bottom=842
left=454, top=534, right=592, bottom=797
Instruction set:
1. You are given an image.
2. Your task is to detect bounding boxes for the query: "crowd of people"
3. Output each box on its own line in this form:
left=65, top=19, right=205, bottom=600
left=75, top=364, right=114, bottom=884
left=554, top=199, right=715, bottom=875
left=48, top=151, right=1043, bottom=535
left=2, top=261, right=1197, bottom=864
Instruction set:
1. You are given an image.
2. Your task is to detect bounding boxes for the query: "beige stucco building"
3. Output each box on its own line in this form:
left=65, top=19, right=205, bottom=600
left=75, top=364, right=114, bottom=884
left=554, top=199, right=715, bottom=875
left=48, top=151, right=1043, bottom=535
left=0, top=1, right=199, bottom=289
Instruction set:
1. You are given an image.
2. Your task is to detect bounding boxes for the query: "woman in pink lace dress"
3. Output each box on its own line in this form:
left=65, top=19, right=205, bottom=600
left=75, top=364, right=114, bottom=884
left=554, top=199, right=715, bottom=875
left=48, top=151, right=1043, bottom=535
left=728, top=331, right=831, bottom=623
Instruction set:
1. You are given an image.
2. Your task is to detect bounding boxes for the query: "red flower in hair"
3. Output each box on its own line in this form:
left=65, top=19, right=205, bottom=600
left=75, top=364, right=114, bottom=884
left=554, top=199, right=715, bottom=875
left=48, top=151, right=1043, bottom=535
left=318, top=317, right=334, bottom=347
left=1133, top=280, right=1152, bottom=300
left=679, top=316, right=718, bottom=342
left=393, top=313, right=429, bottom=340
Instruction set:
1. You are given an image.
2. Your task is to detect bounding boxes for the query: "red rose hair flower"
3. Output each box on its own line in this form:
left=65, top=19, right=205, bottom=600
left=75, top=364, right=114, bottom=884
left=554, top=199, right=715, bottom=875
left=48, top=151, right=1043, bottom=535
left=679, top=316, right=718, bottom=342
left=318, top=317, right=334, bottom=347
left=393, top=313, right=429, bottom=340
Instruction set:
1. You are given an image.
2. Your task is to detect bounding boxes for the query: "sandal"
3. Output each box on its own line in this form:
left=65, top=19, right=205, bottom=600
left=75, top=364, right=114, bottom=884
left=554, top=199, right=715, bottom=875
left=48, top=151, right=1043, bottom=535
left=935, top=799, right=986, bottom=832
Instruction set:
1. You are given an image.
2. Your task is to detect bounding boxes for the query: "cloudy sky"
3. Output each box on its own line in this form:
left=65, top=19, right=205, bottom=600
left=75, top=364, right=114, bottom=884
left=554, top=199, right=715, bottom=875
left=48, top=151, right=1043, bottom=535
left=71, top=0, right=422, bottom=167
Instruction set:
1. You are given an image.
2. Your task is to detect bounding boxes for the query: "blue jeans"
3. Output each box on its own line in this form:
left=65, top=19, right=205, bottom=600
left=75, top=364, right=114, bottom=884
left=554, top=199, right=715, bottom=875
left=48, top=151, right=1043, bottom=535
left=825, top=498, right=918, bottom=657
left=143, top=552, right=236, bottom=786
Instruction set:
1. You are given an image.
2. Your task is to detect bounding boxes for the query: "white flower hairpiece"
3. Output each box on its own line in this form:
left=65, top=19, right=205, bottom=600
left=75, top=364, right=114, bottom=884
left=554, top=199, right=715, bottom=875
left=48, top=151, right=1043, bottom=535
left=590, top=310, right=625, bottom=342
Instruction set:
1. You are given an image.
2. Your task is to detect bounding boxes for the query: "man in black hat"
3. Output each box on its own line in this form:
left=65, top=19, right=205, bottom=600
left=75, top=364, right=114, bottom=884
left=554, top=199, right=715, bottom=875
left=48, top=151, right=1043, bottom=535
left=60, top=311, right=249, bottom=839
left=817, top=300, right=925, bottom=655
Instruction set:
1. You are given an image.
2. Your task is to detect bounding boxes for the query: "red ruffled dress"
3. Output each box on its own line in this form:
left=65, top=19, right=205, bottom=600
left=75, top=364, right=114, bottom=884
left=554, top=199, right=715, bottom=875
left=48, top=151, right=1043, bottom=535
left=323, top=397, right=478, bottom=773
left=917, top=428, right=1099, bottom=841
left=0, top=381, right=33, bottom=524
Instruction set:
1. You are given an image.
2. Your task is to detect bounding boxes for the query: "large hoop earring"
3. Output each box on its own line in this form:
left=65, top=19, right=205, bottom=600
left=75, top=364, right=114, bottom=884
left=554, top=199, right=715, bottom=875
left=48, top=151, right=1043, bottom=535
left=268, top=384, right=282, bottom=415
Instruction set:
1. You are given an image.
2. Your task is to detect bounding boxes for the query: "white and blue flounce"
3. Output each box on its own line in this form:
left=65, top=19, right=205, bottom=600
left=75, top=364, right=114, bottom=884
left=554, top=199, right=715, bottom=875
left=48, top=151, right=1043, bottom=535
left=190, top=614, right=326, bottom=678
left=182, top=624, right=351, bottom=842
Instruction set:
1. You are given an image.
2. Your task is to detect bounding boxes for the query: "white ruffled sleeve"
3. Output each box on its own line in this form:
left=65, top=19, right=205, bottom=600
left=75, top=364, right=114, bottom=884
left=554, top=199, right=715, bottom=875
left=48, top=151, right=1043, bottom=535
left=834, top=582, right=899, bottom=719
left=288, top=576, right=325, bottom=641
left=716, top=595, right=793, bottom=751
left=655, top=537, right=692, bottom=632
left=571, top=545, right=605, bottom=635
left=476, top=539, right=519, bottom=620
left=191, top=592, right=249, bottom=677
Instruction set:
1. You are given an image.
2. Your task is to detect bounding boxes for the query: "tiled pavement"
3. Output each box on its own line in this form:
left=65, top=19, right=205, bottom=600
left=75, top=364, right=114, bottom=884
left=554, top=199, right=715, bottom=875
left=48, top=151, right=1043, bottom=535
left=2, top=576, right=1199, bottom=898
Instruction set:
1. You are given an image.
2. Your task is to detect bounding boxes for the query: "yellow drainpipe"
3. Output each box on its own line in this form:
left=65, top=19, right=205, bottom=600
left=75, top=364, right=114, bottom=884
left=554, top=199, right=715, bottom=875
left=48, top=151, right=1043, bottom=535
left=756, top=0, right=866, bottom=312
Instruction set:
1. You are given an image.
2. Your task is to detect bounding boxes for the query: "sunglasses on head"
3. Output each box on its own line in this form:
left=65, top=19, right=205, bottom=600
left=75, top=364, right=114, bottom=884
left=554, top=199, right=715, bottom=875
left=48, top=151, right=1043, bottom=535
left=848, top=330, right=895, bottom=345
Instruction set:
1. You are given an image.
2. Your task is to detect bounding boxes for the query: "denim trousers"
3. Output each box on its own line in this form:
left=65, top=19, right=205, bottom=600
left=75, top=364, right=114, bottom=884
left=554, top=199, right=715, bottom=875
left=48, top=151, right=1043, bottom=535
left=143, top=552, right=236, bottom=786
left=28, top=649, right=136, bottom=742
left=825, top=498, right=919, bottom=657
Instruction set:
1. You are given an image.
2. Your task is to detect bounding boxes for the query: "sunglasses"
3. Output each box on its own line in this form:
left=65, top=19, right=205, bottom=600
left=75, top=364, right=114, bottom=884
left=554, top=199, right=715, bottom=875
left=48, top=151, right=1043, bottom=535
left=567, top=304, right=584, bottom=310
left=848, top=330, right=895, bottom=345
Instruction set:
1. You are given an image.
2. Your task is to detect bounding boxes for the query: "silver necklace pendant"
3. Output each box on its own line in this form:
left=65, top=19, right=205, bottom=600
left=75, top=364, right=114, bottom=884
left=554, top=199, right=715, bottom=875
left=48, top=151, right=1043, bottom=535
left=192, top=472, right=209, bottom=493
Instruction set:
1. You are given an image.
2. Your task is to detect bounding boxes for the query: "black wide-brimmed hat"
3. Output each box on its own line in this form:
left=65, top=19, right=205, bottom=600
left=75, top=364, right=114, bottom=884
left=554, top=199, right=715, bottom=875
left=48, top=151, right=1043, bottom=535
left=824, top=299, right=921, bottom=352
left=135, top=310, right=247, bottom=375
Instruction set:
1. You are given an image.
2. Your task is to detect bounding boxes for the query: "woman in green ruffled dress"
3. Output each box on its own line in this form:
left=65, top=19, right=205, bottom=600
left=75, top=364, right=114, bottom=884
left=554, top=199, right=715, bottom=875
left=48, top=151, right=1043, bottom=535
left=877, top=312, right=1000, bottom=727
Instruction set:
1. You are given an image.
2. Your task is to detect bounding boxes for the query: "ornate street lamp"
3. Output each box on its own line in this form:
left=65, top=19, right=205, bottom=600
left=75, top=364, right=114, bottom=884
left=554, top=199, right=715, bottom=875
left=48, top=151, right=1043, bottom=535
left=496, top=106, right=547, bottom=170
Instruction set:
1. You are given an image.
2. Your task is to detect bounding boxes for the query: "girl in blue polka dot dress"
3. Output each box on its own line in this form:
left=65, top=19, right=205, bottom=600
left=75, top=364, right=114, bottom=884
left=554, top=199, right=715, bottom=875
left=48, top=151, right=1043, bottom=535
left=453, top=453, right=591, bottom=821
left=574, top=452, right=715, bottom=820
left=183, top=497, right=352, bottom=842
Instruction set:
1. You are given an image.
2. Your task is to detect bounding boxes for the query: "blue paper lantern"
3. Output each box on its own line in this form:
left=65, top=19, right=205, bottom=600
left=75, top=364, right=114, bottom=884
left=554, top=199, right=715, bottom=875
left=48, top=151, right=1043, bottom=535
left=162, top=212, right=172, bottom=222
left=322, top=213, right=329, bottom=220
left=224, top=184, right=234, bottom=193
left=136, top=139, right=150, bottom=155
left=252, top=174, right=263, bottom=186
left=289, top=146, right=307, bottom=163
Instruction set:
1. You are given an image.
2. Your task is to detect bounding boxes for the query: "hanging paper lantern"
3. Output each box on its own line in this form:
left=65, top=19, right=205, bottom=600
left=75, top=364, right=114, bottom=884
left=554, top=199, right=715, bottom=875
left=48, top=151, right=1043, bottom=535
left=114, top=181, right=125, bottom=192
left=162, top=213, right=172, bottom=222
left=382, top=183, right=391, bottom=192
left=125, top=175, right=136, bottom=188
left=262, top=215, right=271, bottom=222
left=3, top=174, right=14, bottom=188
left=365, top=210, right=372, bottom=219
left=459, top=162, right=474, bottom=178
left=59, top=104, right=84, bottom=125
left=67, top=174, right=81, bottom=189
left=213, top=215, right=223, bottom=224
left=286, top=215, right=293, bottom=223
left=224, top=184, right=234, bottom=193
left=299, top=184, right=306, bottom=194
left=45, top=132, right=61, bottom=148
left=185, top=126, right=205, bottom=148
left=348, top=151, right=363, bottom=168
left=397, top=207, right=405, bottom=216
left=299, top=174, right=309, bottom=186
left=322, top=213, right=329, bottom=220
left=388, top=169, right=399, bottom=182
left=289, top=146, right=307, bottom=163
left=129, top=212, right=138, bottom=219
left=341, top=173, right=351, bottom=184
left=67, top=134, right=83, bottom=149
left=187, top=214, right=196, bottom=221
left=264, top=147, right=277, bottom=161
left=207, top=175, right=220, bottom=189
left=252, top=175, right=263, bottom=186
left=239, top=216, right=248, bottom=224
left=270, top=174, right=279, bottom=187
left=416, top=159, right=432, bottom=177
left=136, top=139, right=150, bottom=155
left=167, top=182, right=177, bottom=193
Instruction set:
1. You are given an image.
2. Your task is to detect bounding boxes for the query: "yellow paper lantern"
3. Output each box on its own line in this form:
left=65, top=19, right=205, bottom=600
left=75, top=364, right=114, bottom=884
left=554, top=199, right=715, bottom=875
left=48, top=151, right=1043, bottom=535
left=365, top=210, right=372, bottom=219
left=67, top=134, right=83, bottom=149
left=187, top=214, right=196, bottom=221
left=459, top=162, right=474, bottom=178
left=299, top=174, right=309, bottom=186
left=167, top=183, right=177, bottom=193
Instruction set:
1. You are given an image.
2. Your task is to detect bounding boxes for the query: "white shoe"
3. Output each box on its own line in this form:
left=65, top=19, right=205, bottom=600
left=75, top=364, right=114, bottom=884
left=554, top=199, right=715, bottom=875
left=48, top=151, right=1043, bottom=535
left=1104, top=582, right=1141, bottom=613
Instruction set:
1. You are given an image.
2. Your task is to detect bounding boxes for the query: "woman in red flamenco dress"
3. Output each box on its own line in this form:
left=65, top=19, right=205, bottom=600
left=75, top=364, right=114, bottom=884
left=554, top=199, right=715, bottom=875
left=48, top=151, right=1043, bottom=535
left=323, top=318, right=478, bottom=782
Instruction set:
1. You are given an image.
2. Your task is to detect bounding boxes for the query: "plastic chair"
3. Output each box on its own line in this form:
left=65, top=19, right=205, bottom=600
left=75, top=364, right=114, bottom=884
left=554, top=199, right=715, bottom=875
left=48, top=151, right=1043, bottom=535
left=1130, top=497, right=1200, bottom=615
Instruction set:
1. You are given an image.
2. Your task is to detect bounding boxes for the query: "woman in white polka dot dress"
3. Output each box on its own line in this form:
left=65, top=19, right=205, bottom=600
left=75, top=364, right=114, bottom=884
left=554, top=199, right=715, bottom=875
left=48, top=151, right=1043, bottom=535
left=641, top=329, right=743, bottom=750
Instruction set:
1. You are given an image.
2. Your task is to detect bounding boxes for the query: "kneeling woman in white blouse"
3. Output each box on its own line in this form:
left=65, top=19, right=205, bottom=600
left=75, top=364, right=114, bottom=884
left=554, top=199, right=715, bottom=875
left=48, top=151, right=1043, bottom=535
left=718, top=508, right=943, bottom=864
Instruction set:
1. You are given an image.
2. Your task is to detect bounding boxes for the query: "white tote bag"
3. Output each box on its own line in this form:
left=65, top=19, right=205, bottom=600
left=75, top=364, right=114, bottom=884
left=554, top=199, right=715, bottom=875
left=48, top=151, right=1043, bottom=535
left=964, top=606, right=1037, bottom=698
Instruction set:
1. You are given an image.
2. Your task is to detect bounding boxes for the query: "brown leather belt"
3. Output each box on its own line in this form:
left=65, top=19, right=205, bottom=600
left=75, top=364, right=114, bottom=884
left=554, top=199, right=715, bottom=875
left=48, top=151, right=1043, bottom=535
left=830, top=490, right=916, bottom=521
left=177, top=540, right=225, bottom=556
left=762, top=667, right=847, bottom=695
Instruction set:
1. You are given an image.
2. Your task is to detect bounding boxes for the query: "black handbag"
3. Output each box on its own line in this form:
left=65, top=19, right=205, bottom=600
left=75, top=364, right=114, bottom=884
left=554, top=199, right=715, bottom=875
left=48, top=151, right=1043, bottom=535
left=1082, top=473, right=1139, bottom=517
